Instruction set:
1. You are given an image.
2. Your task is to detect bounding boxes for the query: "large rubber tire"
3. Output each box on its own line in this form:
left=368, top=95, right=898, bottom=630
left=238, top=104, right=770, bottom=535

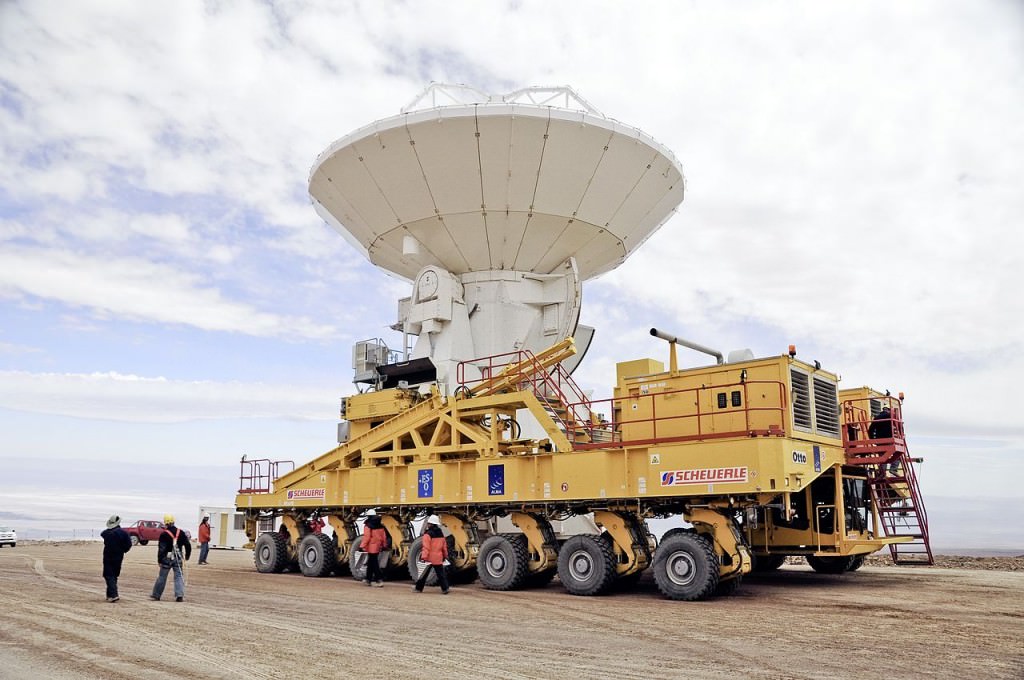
left=806, top=555, right=854, bottom=574
left=298, top=533, right=336, bottom=577
left=130, top=535, right=140, bottom=547
left=752, top=554, right=787, bottom=572
left=652, top=532, right=720, bottom=601
left=477, top=533, right=529, bottom=591
left=254, top=532, right=289, bottom=573
left=557, top=534, right=617, bottom=596
left=139, top=539, right=149, bottom=546
left=847, top=555, right=866, bottom=572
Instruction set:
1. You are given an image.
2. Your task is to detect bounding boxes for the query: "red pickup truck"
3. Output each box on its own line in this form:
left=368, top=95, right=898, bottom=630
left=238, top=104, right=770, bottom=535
left=124, top=520, right=191, bottom=546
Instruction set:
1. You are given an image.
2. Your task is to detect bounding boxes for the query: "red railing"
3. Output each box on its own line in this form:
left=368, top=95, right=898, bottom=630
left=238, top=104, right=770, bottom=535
left=841, top=396, right=906, bottom=464
left=566, top=380, right=788, bottom=449
left=456, top=348, right=593, bottom=435
left=238, top=458, right=295, bottom=494
left=457, top=349, right=789, bottom=449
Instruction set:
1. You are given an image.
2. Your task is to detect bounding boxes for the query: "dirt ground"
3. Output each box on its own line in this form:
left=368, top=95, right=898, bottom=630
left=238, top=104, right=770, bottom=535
left=1, top=542, right=1022, bottom=680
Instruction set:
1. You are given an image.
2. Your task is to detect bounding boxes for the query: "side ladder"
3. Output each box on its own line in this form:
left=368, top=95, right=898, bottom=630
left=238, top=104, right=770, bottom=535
left=868, top=453, right=933, bottom=565
left=841, top=397, right=933, bottom=565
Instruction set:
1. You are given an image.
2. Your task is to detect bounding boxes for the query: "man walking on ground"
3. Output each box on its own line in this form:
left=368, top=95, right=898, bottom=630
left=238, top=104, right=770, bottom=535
left=360, top=510, right=388, bottom=587
left=413, top=515, right=450, bottom=594
left=150, top=514, right=191, bottom=602
left=198, top=513, right=211, bottom=565
left=100, top=515, right=132, bottom=602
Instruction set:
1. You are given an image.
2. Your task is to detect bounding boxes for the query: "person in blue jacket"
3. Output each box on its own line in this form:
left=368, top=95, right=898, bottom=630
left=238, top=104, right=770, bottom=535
left=100, top=515, right=132, bottom=602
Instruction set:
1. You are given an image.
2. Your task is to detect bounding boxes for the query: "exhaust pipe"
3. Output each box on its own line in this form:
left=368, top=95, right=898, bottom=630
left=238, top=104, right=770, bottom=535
left=650, top=328, right=724, bottom=365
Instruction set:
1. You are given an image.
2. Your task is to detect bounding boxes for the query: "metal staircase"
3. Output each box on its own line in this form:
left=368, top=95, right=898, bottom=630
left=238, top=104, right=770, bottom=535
left=868, top=454, right=933, bottom=564
left=458, top=338, right=599, bottom=443
left=841, top=397, right=933, bottom=565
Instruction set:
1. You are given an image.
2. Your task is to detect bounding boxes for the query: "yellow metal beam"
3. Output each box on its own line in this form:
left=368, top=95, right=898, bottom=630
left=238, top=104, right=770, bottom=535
left=686, top=508, right=752, bottom=580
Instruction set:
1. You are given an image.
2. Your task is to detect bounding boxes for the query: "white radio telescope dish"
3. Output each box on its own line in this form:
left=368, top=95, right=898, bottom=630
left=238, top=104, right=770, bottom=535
left=309, top=84, right=685, bottom=283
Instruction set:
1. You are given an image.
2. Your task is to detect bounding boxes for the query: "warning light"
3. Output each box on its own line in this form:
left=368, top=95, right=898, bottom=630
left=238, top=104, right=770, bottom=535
left=788, top=345, right=796, bottom=357
left=899, top=391, right=905, bottom=402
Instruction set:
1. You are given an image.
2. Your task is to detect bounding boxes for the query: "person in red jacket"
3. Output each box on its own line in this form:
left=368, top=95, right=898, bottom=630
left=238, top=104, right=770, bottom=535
left=413, top=515, right=450, bottom=594
left=197, top=513, right=211, bottom=565
left=360, top=510, right=389, bottom=587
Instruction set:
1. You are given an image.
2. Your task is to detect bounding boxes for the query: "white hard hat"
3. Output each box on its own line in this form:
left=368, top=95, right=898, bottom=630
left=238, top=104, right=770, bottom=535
left=202, top=512, right=210, bottom=520
left=365, top=509, right=376, bottom=516
left=426, top=514, right=441, bottom=525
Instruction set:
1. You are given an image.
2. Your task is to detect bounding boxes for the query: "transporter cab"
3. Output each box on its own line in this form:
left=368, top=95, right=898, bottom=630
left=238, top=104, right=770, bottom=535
left=236, top=330, right=931, bottom=601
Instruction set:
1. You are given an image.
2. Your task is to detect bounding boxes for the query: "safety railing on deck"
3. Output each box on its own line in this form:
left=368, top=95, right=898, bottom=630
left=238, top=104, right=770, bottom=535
left=567, top=380, right=789, bottom=449
left=458, top=351, right=791, bottom=449
left=841, top=396, right=906, bottom=464
left=238, top=458, right=295, bottom=494
left=456, top=347, right=593, bottom=435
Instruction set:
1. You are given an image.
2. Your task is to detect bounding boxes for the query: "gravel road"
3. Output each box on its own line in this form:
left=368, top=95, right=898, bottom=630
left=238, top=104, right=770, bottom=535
left=1, top=542, right=1021, bottom=679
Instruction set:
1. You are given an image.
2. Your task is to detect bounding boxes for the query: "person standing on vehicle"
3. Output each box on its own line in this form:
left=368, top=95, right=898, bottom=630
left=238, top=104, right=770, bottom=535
left=868, top=406, right=901, bottom=474
left=868, top=406, right=893, bottom=441
left=100, top=515, right=132, bottom=602
left=198, top=513, right=211, bottom=565
left=150, top=514, right=191, bottom=602
left=412, top=515, right=450, bottom=594
left=360, top=510, right=388, bottom=587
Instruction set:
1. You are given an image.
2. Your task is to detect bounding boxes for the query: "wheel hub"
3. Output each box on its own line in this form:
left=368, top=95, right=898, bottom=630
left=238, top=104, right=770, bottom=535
left=486, top=551, right=507, bottom=576
left=666, top=551, right=697, bottom=586
left=568, top=550, right=594, bottom=581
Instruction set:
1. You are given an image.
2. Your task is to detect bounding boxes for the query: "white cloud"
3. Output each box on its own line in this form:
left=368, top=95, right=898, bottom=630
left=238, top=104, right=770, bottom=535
left=0, top=369, right=340, bottom=423
left=0, top=0, right=1021, bottom=523
left=0, top=245, right=337, bottom=339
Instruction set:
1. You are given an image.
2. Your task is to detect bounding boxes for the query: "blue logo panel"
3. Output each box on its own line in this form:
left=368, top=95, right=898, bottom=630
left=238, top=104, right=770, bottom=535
left=488, top=464, right=505, bottom=496
left=418, top=469, right=434, bottom=498
left=813, top=446, right=822, bottom=473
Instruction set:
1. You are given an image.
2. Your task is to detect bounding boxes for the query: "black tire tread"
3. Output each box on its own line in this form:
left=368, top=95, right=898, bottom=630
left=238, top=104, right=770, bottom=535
left=557, top=534, right=617, bottom=596
left=652, top=533, right=720, bottom=601
left=477, top=533, right=529, bottom=591
left=298, top=533, right=336, bottom=577
left=254, top=532, right=289, bottom=574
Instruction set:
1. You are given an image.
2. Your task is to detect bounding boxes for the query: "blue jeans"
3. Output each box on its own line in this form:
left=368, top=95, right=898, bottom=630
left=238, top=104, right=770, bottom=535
left=152, top=561, right=184, bottom=599
left=199, top=542, right=209, bottom=563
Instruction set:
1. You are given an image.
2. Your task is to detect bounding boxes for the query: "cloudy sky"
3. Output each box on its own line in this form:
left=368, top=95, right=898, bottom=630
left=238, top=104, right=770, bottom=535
left=1, top=1, right=1021, bottom=549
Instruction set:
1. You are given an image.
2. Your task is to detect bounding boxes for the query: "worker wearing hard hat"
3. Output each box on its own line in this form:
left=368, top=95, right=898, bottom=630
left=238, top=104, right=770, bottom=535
left=360, top=509, right=389, bottom=588
left=412, top=515, right=450, bottom=594
left=100, top=514, right=132, bottom=602
left=150, top=514, right=192, bottom=602
left=198, top=513, right=211, bottom=565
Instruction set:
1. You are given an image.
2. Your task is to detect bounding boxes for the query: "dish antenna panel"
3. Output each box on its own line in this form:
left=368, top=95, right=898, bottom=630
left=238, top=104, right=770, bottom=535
left=310, top=84, right=684, bottom=389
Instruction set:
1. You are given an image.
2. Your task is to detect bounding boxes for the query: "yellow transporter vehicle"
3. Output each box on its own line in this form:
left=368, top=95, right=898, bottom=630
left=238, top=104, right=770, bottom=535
left=235, top=330, right=922, bottom=600
left=235, top=84, right=931, bottom=600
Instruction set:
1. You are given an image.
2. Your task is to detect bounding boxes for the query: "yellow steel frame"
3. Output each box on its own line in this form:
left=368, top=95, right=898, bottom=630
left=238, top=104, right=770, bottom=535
left=236, top=347, right=907, bottom=569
